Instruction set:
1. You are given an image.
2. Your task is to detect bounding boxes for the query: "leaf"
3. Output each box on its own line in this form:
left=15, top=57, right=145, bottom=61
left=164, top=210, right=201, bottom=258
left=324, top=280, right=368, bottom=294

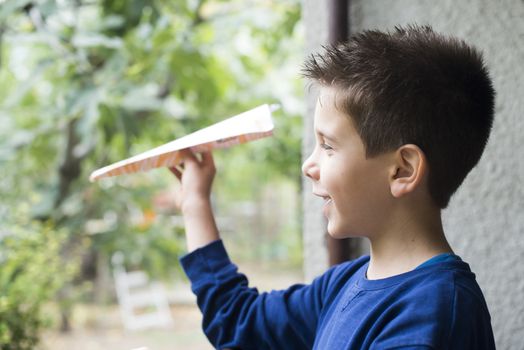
left=100, top=15, right=125, bottom=30
left=4, top=59, right=53, bottom=108
left=120, top=84, right=163, bottom=111
left=71, top=33, right=123, bottom=49
left=0, top=0, right=32, bottom=22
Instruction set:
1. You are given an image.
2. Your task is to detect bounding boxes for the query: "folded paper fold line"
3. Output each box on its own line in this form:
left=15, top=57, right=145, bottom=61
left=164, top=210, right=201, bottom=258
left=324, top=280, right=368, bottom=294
left=89, top=104, right=275, bottom=182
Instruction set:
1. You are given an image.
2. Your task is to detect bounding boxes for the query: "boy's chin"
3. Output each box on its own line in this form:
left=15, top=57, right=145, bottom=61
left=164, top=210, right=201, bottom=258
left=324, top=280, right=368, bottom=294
left=327, top=221, right=364, bottom=240
left=326, top=225, right=354, bottom=239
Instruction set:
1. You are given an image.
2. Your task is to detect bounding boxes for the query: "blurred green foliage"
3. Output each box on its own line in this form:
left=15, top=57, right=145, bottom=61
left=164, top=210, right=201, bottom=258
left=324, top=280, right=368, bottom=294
left=0, top=0, right=303, bottom=342
left=0, top=204, right=75, bottom=349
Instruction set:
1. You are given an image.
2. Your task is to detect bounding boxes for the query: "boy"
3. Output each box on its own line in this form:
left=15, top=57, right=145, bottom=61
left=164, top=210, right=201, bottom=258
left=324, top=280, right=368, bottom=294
left=169, top=25, right=496, bottom=349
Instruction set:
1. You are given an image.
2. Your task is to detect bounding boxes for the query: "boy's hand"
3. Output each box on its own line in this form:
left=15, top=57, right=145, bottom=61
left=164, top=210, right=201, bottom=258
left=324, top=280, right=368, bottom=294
left=169, top=150, right=216, bottom=213
left=169, top=149, right=219, bottom=252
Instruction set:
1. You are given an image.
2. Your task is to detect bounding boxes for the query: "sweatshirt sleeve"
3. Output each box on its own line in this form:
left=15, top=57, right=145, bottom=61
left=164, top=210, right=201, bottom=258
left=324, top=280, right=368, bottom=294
left=180, top=240, right=331, bottom=350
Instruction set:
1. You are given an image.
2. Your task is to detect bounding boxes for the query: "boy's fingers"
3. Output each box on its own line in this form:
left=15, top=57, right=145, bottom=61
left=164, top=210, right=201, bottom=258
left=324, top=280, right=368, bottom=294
left=169, top=166, right=182, bottom=180
left=201, top=151, right=215, bottom=167
left=180, top=148, right=198, bottom=164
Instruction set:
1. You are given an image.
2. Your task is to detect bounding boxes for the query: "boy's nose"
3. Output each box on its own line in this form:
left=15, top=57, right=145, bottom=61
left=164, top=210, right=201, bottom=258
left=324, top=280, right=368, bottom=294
left=302, top=153, right=319, bottom=181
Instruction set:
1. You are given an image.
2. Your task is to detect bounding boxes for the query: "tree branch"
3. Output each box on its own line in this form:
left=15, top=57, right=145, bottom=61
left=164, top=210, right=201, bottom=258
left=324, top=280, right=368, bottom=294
left=54, top=118, right=89, bottom=210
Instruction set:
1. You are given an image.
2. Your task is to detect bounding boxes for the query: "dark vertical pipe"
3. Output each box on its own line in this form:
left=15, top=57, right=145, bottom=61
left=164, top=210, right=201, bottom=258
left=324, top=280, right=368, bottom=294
left=328, top=0, right=349, bottom=45
left=326, top=0, right=352, bottom=267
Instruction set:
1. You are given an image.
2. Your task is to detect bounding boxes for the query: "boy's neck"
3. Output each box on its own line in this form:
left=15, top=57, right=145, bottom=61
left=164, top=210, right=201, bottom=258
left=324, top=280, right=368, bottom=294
left=366, top=204, right=453, bottom=280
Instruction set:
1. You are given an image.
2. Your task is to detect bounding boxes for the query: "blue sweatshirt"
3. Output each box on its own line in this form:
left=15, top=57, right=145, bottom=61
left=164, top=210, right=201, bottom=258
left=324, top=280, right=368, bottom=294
left=180, top=240, right=495, bottom=349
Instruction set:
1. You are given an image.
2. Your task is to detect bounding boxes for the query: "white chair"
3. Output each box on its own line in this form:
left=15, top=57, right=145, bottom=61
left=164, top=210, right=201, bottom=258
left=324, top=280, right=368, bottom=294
left=112, top=252, right=174, bottom=331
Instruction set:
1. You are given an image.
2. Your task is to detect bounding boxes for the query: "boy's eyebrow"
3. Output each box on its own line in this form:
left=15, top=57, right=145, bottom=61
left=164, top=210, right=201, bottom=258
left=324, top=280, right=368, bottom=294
left=316, top=129, right=338, bottom=142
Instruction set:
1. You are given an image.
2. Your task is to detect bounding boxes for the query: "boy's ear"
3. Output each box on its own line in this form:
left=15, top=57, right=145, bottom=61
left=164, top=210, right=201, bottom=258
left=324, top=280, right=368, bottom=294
left=389, top=144, right=427, bottom=198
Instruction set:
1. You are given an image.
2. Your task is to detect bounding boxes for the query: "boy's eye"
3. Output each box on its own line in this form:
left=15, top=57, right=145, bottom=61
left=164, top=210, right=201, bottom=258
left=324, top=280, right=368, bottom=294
left=320, top=143, right=333, bottom=151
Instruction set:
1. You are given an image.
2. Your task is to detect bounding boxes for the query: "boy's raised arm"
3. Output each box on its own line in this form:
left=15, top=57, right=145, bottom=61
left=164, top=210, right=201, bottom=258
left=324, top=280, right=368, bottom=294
left=169, top=149, right=219, bottom=252
left=169, top=148, right=326, bottom=349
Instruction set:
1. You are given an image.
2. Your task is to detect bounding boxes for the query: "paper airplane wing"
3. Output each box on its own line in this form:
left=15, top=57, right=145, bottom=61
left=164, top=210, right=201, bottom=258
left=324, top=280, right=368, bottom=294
left=89, top=104, right=275, bottom=182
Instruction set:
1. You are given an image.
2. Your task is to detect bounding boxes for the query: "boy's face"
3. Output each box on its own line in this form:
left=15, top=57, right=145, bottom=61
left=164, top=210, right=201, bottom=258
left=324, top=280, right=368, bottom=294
left=302, top=87, right=394, bottom=238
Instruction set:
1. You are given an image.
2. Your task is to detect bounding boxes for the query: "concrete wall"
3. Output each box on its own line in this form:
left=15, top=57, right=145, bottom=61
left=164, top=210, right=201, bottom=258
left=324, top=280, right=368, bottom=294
left=302, top=0, right=524, bottom=348
left=302, top=0, right=330, bottom=281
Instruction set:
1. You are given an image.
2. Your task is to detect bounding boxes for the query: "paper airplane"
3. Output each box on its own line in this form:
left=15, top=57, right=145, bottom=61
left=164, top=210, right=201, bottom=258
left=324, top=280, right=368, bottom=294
left=89, top=104, right=276, bottom=182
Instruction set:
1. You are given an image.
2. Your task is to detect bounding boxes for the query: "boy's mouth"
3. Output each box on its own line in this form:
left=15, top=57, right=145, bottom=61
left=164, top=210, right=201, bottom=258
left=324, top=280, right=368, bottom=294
left=315, top=193, right=333, bottom=218
left=314, top=192, right=333, bottom=204
left=322, top=196, right=332, bottom=204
